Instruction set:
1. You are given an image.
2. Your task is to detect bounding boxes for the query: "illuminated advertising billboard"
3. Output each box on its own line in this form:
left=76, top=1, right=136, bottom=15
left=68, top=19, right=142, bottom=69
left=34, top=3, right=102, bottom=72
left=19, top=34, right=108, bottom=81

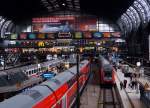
left=93, top=32, right=103, bottom=38
left=37, top=33, right=45, bottom=39
left=46, top=33, right=56, bottom=39
left=77, top=17, right=97, bottom=31
left=28, top=33, right=36, bottom=39
left=83, top=32, right=92, bottom=39
left=103, top=32, right=111, bottom=38
left=111, top=32, right=121, bottom=38
left=20, top=33, right=27, bottom=39
left=57, top=32, right=72, bottom=39
left=74, top=32, right=83, bottom=39
left=10, top=34, right=18, bottom=40
left=32, top=16, right=75, bottom=33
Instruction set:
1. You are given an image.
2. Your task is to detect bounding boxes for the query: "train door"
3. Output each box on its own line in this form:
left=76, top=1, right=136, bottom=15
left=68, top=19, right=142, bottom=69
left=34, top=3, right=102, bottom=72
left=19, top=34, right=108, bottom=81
left=62, top=95, right=66, bottom=108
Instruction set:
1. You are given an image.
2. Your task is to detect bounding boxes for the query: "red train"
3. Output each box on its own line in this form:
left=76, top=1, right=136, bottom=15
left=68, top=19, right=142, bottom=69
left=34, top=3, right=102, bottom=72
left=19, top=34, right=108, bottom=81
left=99, top=56, right=115, bottom=85
left=0, top=60, right=90, bottom=108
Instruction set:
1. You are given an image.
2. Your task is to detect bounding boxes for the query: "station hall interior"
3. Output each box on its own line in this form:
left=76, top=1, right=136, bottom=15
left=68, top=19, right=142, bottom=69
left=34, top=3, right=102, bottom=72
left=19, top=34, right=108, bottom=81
left=0, top=0, right=150, bottom=108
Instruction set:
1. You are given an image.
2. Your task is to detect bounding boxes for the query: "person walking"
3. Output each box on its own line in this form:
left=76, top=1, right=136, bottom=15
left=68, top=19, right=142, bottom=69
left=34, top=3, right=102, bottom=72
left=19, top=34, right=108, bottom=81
left=120, top=81, right=124, bottom=90
left=123, top=79, right=127, bottom=88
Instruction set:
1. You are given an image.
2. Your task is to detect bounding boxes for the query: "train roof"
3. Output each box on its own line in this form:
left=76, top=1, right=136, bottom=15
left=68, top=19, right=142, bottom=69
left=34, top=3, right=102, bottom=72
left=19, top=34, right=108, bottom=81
left=99, top=55, right=110, bottom=65
left=0, top=59, right=64, bottom=74
left=0, top=60, right=89, bottom=108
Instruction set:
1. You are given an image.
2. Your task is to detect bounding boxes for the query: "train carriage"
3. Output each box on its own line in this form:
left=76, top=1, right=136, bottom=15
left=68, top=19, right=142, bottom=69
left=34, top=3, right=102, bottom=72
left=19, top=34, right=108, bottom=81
left=99, top=55, right=115, bottom=85
left=0, top=60, right=90, bottom=108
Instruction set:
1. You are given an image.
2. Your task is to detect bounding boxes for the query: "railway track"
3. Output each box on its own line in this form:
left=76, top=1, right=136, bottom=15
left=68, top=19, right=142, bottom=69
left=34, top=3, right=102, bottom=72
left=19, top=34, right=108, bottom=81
left=97, top=86, right=122, bottom=108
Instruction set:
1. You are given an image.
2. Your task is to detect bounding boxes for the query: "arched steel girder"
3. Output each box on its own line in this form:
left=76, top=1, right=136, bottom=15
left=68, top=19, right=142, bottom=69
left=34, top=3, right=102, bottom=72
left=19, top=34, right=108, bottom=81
left=146, top=0, right=150, bottom=5
left=122, top=14, right=133, bottom=33
left=137, top=0, right=150, bottom=21
left=120, top=16, right=131, bottom=33
left=126, top=9, right=138, bottom=31
left=1, top=21, right=12, bottom=37
left=117, top=19, right=128, bottom=37
left=134, top=0, right=149, bottom=26
left=132, top=5, right=145, bottom=28
left=129, top=6, right=141, bottom=29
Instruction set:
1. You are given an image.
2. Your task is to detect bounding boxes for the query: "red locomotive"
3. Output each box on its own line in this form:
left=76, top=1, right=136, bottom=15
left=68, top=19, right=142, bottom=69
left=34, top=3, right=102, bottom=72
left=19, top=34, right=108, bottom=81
left=99, top=55, right=115, bottom=85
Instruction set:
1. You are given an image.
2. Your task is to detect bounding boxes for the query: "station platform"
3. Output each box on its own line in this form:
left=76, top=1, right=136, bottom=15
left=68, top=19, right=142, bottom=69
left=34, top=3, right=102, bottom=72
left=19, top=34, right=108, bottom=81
left=80, top=68, right=148, bottom=108
left=80, top=84, right=100, bottom=108
left=115, top=68, right=147, bottom=108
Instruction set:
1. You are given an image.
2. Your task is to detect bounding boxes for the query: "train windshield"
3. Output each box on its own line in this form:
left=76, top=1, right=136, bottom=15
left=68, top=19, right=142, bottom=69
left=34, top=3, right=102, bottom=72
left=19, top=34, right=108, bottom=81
left=104, top=65, right=112, bottom=79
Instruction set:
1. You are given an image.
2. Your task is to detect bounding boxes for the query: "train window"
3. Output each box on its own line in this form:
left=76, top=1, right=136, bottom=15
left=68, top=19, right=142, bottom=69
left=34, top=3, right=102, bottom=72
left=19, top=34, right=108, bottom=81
left=33, top=69, right=35, bottom=73
left=34, top=70, right=36, bottom=73
left=32, top=70, right=34, bottom=74
left=104, top=71, right=112, bottom=77
left=26, top=72, right=28, bottom=75
left=29, top=71, right=31, bottom=75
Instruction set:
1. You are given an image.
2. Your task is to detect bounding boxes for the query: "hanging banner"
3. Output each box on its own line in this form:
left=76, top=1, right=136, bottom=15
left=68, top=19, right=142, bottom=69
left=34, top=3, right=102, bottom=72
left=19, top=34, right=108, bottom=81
left=32, top=16, right=75, bottom=33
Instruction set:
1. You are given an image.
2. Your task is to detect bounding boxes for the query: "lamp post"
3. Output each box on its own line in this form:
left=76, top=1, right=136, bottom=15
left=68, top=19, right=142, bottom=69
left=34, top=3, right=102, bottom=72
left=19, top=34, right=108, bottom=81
left=76, top=49, right=80, bottom=108
left=136, top=61, right=141, bottom=94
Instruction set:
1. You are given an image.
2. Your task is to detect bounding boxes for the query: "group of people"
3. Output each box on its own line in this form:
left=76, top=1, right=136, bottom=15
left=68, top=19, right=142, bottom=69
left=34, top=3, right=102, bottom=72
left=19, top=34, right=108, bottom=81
left=120, top=74, right=138, bottom=90
left=120, top=79, right=127, bottom=90
left=129, top=73, right=138, bottom=89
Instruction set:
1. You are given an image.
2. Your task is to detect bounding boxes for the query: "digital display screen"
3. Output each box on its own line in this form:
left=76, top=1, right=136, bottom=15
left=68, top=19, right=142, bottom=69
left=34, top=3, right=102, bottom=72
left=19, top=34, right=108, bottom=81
left=28, top=33, right=36, bottom=39
left=83, top=32, right=92, bottom=39
left=103, top=32, right=111, bottom=38
left=11, top=34, right=18, bottom=40
left=37, top=33, right=45, bottom=39
left=74, top=32, right=83, bottom=39
left=20, top=33, right=27, bottom=39
left=93, top=32, right=103, bottom=38
left=46, top=33, right=55, bottom=39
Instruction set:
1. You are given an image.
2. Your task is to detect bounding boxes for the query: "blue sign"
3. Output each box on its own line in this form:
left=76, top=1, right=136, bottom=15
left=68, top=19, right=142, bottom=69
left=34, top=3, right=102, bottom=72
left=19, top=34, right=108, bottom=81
left=93, top=32, right=103, bottom=38
left=43, top=73, right=55, bottom=79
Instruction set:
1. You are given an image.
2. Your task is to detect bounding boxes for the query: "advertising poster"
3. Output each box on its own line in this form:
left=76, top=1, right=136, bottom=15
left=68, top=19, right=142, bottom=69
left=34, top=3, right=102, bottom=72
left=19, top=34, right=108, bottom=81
left=10, top=34, right=18, bottom=40
left=103, top=32, right=111, bottom=38
left=37, top=33, right=46, bottom=39
left=28, top=33, right=36, bottom=39
left=32, top=16, right=75, bottom=33
left=57, top=32, right=72, bottom=39
left=77, top=16, right=97, bottom=31
left=46, top=33, right=56, bottom=39
left=111, top=32, right=121, bottom=38
left=20, top=33, right=27, bottom=39
left=83, top=32, right=92, bottom=39
left=74, top=32, right=83, bottom=39
left=93, top=32, right=103, bottom=38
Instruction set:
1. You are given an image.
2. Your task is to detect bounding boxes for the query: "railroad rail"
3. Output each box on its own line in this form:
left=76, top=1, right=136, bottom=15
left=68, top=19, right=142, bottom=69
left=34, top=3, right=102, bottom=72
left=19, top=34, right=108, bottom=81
left=97, top=86, right=122, bottom=108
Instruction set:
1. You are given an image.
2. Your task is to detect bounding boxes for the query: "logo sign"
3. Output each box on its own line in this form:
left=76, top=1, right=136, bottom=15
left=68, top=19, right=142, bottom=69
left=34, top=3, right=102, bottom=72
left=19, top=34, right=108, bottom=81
left=93, top=32, right=103, bottom=38
left=111, top=32, right=121, bottom=38
left=83, top=32, right=92, bottom=39
left=47, top=33, right=56, bottom=39
left=103, top=32, right=111, bottom=38
left=74, top=32, right=83, bottom=39
left=38, top=41, right=45, bottom=47
left=58, top=32, right=72, bottom=39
